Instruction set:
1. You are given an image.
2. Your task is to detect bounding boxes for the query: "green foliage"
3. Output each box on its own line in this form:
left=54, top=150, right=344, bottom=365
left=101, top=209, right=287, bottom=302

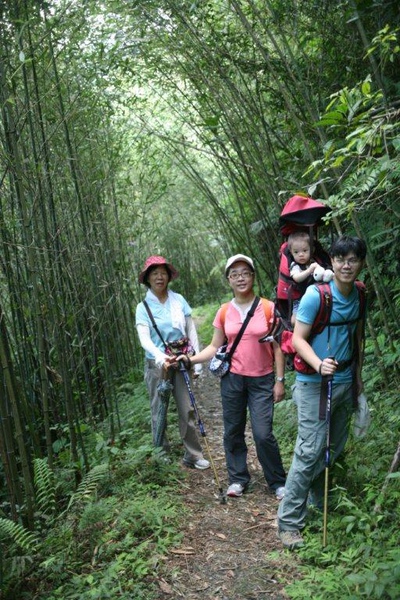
left=1, top=378, right=186, bottom=600
left=274, top=378, right=399, bottom=600
left=0, top=518, right=38, bottom=594
left=344, top=548, right=400, bottom=599
left=1, top=2, right=399, bottom=599
left=366, top=25, right=400, bottom=71
left=66, top=464, right=110, bottom=511
left=0, top=518, right=37, bottom=552
left=192, top=300, right=227, bottom=346
left=34, top=458, right=56, bottom=517
left=282, top=481, right=400, bottom=598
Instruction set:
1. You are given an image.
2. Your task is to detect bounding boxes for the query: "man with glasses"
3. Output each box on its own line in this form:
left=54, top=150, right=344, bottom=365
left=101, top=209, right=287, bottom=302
left=277, top=236, right=367, bottom=549
left=185, top=254, right=287, bottom=500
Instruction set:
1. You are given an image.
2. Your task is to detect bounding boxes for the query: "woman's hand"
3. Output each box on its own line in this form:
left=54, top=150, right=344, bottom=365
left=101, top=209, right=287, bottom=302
left=164, top=356, right=178, bottom=370
left=176, top=354, right=192, bottom=371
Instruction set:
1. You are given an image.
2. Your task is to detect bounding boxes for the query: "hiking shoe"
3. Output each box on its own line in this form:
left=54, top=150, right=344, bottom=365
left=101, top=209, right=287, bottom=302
left=275, top=486, right=286, bottom=501
left=277, top=529, right=304, bottom=549
left=193, top=458, right=210, bottom=470
left=226, top=483, right=245, bottom=497
left=183, top=458, right=210, bottom=470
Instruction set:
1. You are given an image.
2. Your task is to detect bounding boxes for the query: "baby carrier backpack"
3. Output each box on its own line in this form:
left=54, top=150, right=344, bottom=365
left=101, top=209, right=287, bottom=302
left=276, top=195, right=332, bottom=327
left=274, top=195, right=333, bottom=366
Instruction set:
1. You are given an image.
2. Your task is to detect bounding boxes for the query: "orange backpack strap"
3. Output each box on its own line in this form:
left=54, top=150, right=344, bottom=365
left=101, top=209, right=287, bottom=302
left=219, top=302, right=230, bottom=333
left=221, top=299, right=273, bottom=325
left=221, top=298, right=274, bottom=335
left=260, top=298, right=274, bottom=324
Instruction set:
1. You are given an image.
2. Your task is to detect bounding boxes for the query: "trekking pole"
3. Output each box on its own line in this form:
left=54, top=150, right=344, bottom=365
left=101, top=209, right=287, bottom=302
left=179, top=361, right=227, bottom=504
left=322, top=365, right=334, bottom=547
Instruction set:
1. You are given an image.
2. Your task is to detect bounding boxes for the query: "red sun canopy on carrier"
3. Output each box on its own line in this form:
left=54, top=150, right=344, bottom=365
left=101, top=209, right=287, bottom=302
left=279, top=195, right=331, bottom=236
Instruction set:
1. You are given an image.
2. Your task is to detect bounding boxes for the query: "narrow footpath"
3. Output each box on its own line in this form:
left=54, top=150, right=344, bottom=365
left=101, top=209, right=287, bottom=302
left=152, top=368, right=300, bottom=599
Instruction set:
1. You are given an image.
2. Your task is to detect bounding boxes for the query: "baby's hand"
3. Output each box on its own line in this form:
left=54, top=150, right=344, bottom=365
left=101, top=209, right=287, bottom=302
left=309, top=262, right=319, bottom=272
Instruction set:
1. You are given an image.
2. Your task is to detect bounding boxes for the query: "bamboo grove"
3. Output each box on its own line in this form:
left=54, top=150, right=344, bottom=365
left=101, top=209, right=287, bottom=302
left=0, top=0, right=399, bottom=534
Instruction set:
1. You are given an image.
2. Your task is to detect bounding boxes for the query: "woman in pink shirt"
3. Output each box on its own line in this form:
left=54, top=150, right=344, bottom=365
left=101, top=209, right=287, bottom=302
left=182, top=254, right=286, bottom=500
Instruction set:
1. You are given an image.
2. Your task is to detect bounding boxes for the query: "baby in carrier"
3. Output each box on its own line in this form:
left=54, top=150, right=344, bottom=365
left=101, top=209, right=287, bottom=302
left=270, top=194, right=334, bottom=364
left=288, top=231, right=333, bottom=324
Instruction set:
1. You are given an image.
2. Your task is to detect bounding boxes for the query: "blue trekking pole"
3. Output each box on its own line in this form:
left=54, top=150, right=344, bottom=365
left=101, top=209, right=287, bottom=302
left=323, top=367, right=334, bottom=547
left=179, top=361, right=227, bottom=504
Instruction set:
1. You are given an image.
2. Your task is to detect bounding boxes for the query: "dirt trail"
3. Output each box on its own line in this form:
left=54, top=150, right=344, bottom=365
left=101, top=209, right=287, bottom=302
left=152, top=367, right=299, bottom=599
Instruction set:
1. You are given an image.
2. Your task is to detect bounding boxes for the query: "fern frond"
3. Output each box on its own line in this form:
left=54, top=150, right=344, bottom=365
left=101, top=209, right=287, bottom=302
left=67, top=463, right=109, bottom=510
left=34, top=457, right=56, bottom=515
left=0, top=518, right=37, bottom=551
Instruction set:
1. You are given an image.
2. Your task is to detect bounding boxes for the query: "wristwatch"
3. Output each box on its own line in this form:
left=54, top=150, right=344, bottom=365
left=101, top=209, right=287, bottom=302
left=276, top=376, right=285, bottom=383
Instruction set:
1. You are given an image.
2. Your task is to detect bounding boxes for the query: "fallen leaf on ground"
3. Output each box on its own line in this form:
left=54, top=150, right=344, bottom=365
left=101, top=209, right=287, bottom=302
left=158, top=580, right=173, bottom=594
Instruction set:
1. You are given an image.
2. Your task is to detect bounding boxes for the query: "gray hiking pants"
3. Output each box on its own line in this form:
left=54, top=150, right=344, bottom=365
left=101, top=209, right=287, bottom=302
left=278, top=381, right=353, bottom=532
left=144, top=360, right=204, bottom=462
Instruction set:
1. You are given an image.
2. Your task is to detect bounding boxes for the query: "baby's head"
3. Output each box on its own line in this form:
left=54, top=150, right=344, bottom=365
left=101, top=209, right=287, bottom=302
left=287, top=231, right=311, bottom=265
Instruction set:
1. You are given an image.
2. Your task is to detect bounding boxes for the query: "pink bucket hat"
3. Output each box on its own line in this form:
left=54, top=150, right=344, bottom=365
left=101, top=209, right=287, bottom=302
left=138, top=255, right=179, bottom=284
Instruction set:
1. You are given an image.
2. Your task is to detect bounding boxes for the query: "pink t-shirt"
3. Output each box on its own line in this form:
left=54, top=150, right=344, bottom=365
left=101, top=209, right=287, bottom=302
left=213, top=300, right=275, bottom=377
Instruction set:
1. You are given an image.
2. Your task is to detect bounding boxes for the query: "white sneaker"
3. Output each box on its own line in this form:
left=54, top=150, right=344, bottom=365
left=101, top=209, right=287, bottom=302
left=226, top=483, right=245, bottom=497
left=183, top=458, right=210, bottom=470
left=194, top=458, right=210, bottom=470
left=275, top=486, right=285, bottom=500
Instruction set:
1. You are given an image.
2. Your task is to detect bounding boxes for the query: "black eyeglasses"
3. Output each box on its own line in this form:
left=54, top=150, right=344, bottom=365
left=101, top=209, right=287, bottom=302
left=333, top=257, right=360, bottom=267
left=228, top=270, right=253, bottom=280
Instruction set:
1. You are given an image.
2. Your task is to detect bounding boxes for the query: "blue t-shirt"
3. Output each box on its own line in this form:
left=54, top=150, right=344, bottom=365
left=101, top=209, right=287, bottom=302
left=296, top=281, right=361, bottom=383
left=136, top=291, right=191, bottom=360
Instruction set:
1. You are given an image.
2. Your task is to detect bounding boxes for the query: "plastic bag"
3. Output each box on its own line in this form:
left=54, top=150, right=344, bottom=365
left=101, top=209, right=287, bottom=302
left=353, top=393, right=371, bottom=438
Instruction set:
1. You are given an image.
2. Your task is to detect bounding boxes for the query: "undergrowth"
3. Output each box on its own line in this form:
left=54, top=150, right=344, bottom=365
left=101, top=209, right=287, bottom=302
left=271, top=338, right=400, bottom=599
left=1, top=304, right=399, bottom=599
left=195, top=299, right=400, bottom=599
left=0, top=378, right=187, bottom=600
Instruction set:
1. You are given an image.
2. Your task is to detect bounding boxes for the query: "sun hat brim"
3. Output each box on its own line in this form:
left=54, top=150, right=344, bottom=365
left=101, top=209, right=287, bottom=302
left=225, top=254, right=254, bottom=276
left=138, top=256, right=179, bottom=284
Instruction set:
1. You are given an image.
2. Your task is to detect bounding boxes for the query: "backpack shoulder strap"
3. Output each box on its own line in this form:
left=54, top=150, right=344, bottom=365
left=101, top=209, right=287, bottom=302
left=221, top=298, right=274, bottom=330
left=219, top=302, right=230, bottom=331
left=311, top=280, right=365, bottom=335
left=354, top=280, right=367, bottom=358
left=260, top=298, right=274, bottom=323
left=311, top=283, right=332, bottom=335
left=142, top=300, right=168, bottom=349
left=278, top=244, right=294, bottom=284
left=355, top=280, right=366, bottom=320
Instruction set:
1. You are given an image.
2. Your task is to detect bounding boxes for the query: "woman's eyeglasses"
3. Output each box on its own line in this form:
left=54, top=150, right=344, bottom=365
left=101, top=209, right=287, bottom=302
left=228, top=270, right=253, bottom=280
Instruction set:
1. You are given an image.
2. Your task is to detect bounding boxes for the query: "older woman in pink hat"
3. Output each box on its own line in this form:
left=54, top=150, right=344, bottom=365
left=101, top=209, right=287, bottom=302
left=135, top=255, right=209, bottom=470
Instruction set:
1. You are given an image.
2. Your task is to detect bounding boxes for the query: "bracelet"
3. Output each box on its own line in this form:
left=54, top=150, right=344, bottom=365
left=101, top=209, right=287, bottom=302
left=318, top=361, right=323, bottom=375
